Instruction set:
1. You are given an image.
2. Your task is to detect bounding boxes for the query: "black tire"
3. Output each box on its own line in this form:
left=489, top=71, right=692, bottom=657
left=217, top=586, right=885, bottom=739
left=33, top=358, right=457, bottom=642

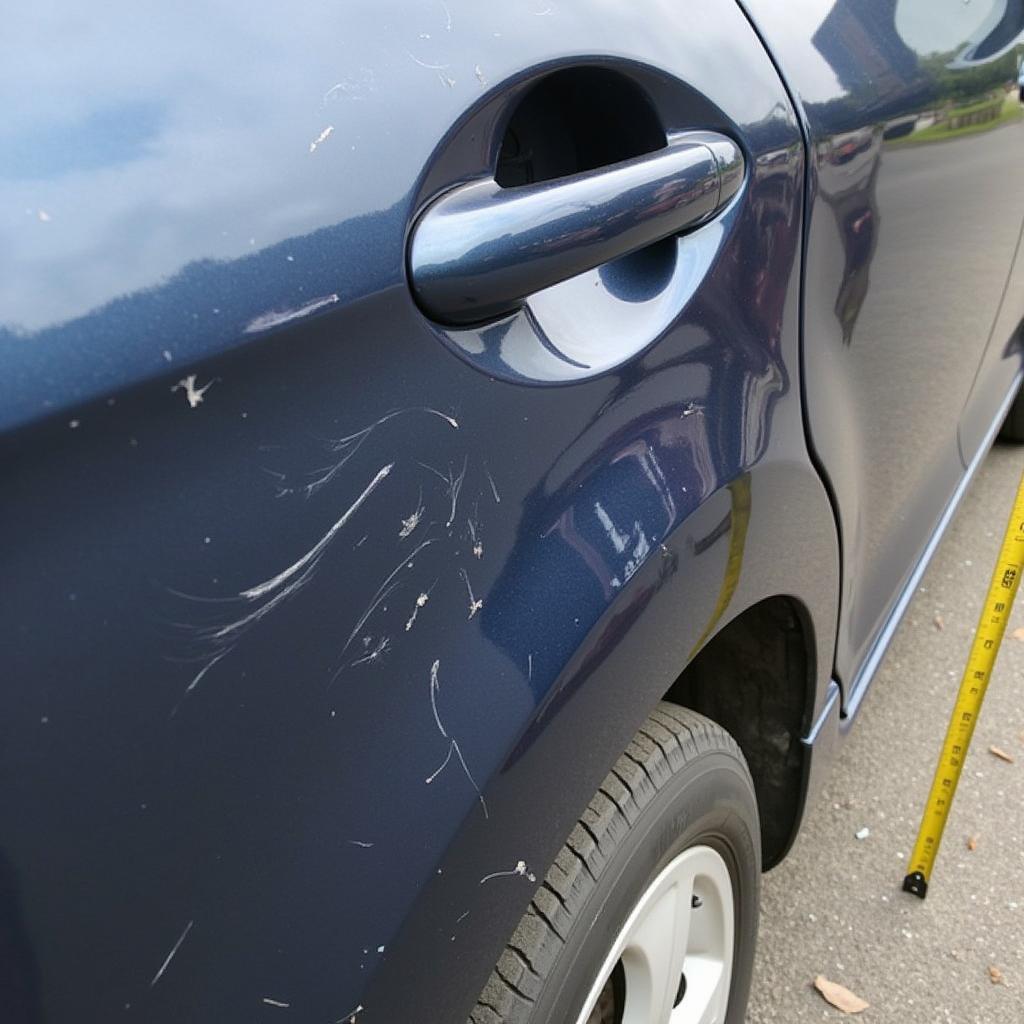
left=470, top=704, right=761, bottom=1024
left=1000, top=383, right=1024, bottom=442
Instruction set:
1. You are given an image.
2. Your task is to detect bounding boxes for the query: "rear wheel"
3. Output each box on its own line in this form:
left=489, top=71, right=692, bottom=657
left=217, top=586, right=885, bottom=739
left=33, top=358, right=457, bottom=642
left=470, top=704, right=760, bottom=1024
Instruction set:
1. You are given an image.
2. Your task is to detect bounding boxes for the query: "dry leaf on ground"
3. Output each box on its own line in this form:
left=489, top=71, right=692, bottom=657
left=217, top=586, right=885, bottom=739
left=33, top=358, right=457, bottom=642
left=813, top=975, right=869, bottom=1013
left=989, top=746, right=1015, bottom=764
left=988, top=965, right=1004, bottom=985
left=967, top=835, right=978, bottom=851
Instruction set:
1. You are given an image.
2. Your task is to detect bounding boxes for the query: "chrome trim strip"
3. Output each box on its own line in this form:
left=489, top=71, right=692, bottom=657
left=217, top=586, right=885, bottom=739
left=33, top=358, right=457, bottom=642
left=802, top=679, right=841, bottom=746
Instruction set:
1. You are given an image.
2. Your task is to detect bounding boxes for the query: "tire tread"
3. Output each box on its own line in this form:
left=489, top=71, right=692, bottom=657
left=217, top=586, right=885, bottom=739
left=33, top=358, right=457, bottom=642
left=467, top=705, right=750, bottom=1024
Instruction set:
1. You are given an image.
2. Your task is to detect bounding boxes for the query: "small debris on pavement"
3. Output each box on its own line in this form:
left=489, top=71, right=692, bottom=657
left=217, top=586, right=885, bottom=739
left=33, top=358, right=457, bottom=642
left=989, top=745, right=1015, bottom=764
left=933, top=613, right=945, bottom=631
left=988, top=965, right=1004, bottom=985
left=813, top=975, right=869, bottom=1013
left=967, top=834, right=978, bottom=851
left=855, top=827, right=870, bottom=840
left=1011, top=627, right=1024, bottom=642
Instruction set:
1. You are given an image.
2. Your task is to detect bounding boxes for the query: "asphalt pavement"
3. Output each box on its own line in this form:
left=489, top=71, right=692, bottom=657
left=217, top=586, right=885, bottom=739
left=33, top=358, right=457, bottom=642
left=747, top=442, right=1024, bottom=1023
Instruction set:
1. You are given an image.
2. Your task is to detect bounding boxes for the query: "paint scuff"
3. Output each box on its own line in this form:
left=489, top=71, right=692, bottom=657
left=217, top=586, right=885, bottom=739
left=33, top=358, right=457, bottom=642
left=150, top=920, right=194, bottom=987
left=405, top=590, right=431, bottom=632
left=283, top=408, right=456, bottom=499
left=460, top=567, right=483, bottom=619
left=479, top=860, right=537, bottom=885
left=339, top=538, right=436, bottom=664
left=426, top=660, right=488, bottom=817
left=309, top=125, right=334, bottom=153
left=399, top=488, right=425, bottom=538
left=419, top=456, right=467, bottom=529
left=244, top=293, right=339, bottom=334
left=352, top=635, right=390, bottom=666
left=172, top=374, right=215, bottom=409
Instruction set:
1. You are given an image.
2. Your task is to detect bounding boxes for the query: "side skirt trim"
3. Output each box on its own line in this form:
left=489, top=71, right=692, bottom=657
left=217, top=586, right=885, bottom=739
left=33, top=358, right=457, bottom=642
left=840, top=371, right=1023, bottom=729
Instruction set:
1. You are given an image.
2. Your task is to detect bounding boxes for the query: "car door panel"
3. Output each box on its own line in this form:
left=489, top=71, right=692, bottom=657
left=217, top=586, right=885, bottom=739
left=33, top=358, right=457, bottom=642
left=0, top=4, right=843, bottom=1022
left=741, top=0, right=1024, bottom=702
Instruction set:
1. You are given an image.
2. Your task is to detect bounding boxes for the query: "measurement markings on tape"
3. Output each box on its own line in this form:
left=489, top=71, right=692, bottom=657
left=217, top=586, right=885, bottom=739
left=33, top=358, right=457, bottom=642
left=903, top=469, right=1024, bottom=899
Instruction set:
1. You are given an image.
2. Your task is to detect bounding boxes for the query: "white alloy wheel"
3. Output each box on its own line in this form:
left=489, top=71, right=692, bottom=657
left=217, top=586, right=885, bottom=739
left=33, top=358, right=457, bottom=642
left=577, top=845, right=735, bottom=1024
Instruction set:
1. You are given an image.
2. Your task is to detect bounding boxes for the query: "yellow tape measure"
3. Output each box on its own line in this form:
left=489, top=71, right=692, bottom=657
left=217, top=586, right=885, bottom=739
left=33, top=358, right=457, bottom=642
left=903, top=467, right=1024, bottom=898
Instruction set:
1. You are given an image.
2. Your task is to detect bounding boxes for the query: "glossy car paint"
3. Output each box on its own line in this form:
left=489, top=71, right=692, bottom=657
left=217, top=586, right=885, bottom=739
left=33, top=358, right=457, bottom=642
left=0, top=5, right=837, bottom=1022
left=1, top=3, right=1017, bottom=1024
left=741, top=0, right=1024, bottom=707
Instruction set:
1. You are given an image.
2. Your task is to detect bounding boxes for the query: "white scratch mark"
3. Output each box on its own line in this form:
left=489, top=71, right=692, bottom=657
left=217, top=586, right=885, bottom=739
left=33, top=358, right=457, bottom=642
left=479, top=860, right=536, bottom=885
left=69, top=419, right=80, bottom=429
left=37, top=208, right=52, bottom=222
left=262, top=997, right=290, bottom=1008
left=347, top=839, right=374, bottom=848
left=460, top=567, right=483, bottom=619
left=172, top=374, right=215, bottom=409
left=528, top=654, right=533, bottom=680
left=420, top=457, right=467, bottom=529
left=323, top=70, right=375, bottom=104
left=426, top=660, right=488, bottom=817
left=533, top=6, right=554, bottom=14
left=211, top=465, right=392, bottom=642
left=440, top=0, right=452, bottom=29
left=425, top=742, right=454, bottom=783
left=150, top=919, right=193, bottom=987
left=334, top=1004, right=363, bottom=1024
left=456, top=910, right=470, bottom=923
left=289, top=407, right=455, bottom=499
left=352, top=635, right=390, bottom=666
left=309, top=125, right=334, bottom=153
left=340, top=538, right=436, bottom=659
left=162, top=349, right=173, bottom=362
left=429, top=659, right=447, bottom=738
left=399, top=488, right=425, bottom=538
left=483, top=461, right=501, bottom=504
left=407, top=51, right=449, bottom=70
left=437, top=72, right=456, bottom=89
left=244, top=293, right=339, bottom=334
left=681, top=401, right=704, bottom=418
left=467, top=517, right=483, bottom=559
left=475, top=65, right=486, bottom=86
left=405, top=589, right=432, bottom=632
left=241, top=465, right=393, bottom=601
left=180, top=648, right=233, bottom=702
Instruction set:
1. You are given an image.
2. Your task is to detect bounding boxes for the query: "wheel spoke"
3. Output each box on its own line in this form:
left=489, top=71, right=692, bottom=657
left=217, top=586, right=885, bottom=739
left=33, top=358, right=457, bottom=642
left=676, top=954, right=727, bottom=1024
left=621, top=873, right=694, bottom=1024
left=572, top=845, right=735, bottom=1024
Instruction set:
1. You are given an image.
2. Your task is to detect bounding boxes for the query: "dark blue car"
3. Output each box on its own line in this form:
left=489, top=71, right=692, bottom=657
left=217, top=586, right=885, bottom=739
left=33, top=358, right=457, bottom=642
left=3, top=2, right=1024, bottom=1022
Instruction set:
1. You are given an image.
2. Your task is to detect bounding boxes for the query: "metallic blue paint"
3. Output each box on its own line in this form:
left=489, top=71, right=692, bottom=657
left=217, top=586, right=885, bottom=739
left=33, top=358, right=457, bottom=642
left=741, top=0, right=1024, bottom=706
left=408, top=131, right=741, bottom=326
left=0, top=2, right=1017, bottom=1023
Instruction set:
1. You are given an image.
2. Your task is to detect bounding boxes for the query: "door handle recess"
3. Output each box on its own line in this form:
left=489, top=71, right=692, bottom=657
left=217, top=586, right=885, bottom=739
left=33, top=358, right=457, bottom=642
left=409, top=131, right=744, bottom=326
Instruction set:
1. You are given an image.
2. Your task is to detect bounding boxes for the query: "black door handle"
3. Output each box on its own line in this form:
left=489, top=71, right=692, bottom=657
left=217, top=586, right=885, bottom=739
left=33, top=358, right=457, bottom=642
left=408, top=131, right=744, bottom=326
